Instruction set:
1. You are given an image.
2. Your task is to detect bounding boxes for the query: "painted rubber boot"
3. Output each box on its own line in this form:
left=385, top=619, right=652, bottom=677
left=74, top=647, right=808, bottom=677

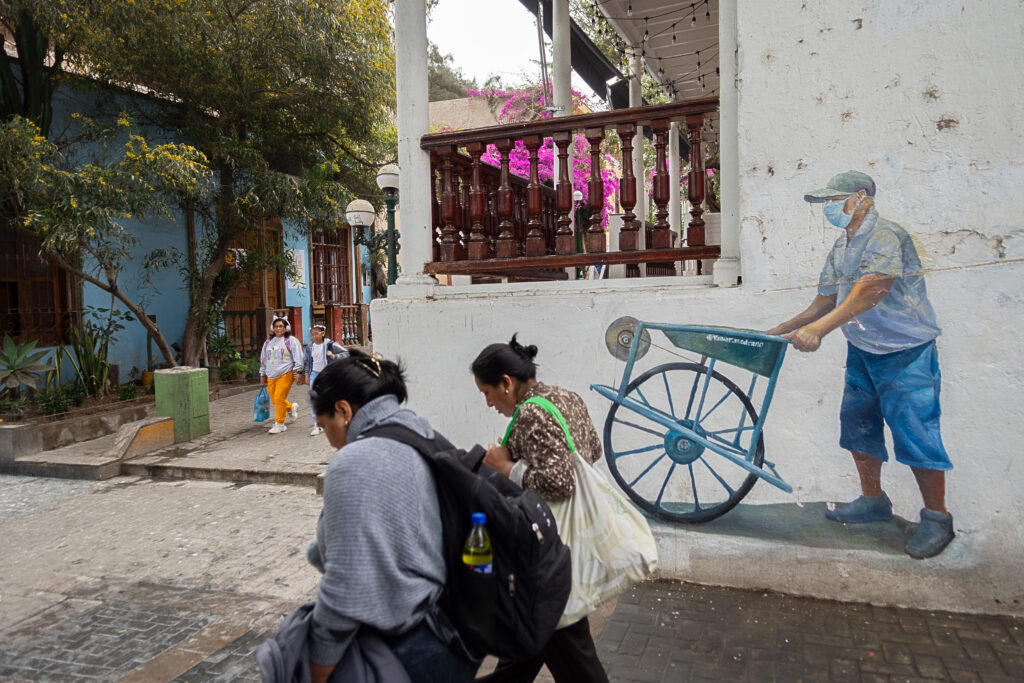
left=905, top=509, right=955, bottom=559
left=825, top=492, right=893, bottom=523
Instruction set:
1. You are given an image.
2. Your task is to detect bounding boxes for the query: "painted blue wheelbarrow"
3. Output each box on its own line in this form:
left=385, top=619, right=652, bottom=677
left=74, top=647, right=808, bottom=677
left=591, top=318, right=792, bottom=523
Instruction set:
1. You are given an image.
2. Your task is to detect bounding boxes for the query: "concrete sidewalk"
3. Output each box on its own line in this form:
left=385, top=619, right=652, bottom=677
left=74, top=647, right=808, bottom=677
left=123, top=385, right=335, bottom=488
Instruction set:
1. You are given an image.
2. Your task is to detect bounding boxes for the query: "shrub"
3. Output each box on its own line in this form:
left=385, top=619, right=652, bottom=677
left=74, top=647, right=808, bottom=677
left=118, top=383, right=139, bottom=401
left=65, top=382, right=88, bottom=407
left=36, top=387, right=71, bottom=415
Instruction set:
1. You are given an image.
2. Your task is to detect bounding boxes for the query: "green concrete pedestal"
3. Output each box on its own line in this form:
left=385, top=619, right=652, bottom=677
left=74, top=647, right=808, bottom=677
left=154, top=367, right=210, bottom=442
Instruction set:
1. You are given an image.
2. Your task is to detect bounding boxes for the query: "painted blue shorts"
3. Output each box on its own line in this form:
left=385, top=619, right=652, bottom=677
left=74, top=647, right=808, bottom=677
left=840, top=340, right=952, bottom=471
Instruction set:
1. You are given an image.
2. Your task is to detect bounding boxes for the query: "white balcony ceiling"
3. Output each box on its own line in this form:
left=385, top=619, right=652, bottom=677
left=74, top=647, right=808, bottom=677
left=599, top=0, right=720, bottom=102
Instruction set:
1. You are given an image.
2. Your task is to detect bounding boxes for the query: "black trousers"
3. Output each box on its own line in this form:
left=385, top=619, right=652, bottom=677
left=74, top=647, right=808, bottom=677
left=476, top=617, right=609, bottom=683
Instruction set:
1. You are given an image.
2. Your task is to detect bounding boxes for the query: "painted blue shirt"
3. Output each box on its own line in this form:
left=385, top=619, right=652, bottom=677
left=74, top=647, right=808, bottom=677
left=817, top=207, right=941, bottom=354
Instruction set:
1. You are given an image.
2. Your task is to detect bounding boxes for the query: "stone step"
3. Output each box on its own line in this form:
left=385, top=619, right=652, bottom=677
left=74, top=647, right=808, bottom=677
left=1, top=416, right=175, bottom=480
left=120, top=459, right=320, bottom=488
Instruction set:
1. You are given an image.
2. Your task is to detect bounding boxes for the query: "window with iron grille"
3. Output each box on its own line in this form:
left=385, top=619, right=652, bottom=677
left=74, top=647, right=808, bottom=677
left=0, top=229, right=75, bottom=345
left=311, top=225, right=352, bottom=305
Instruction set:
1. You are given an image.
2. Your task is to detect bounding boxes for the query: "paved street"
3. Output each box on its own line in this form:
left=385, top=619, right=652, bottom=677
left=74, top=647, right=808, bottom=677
left=1, top=473, right=1022, bottom=682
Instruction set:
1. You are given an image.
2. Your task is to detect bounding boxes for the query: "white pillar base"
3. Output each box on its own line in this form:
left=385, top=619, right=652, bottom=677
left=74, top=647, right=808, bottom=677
left=713, top=257, right=741, bottom=287
left=388, top=275, right=438, bottom=299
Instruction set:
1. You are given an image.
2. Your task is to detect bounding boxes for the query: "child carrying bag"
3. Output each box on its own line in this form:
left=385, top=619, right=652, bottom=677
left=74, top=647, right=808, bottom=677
left=253, top=386, right=271, bottom=423
left=506, top=396, right=659, bottom=628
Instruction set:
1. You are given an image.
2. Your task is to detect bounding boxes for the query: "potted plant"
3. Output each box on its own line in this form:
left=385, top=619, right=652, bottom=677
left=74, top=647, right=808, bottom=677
left=206, top=334, right=238, bottom=383
left=223, top=358, right=248, bottom=382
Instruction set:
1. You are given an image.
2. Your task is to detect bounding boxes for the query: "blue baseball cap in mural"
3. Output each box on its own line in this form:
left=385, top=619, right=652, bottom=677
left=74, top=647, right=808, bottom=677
left=804, top=171, right=876, bottom=203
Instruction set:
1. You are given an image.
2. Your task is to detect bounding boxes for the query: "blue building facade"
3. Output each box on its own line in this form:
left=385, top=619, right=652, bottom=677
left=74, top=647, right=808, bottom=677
left=4, top=73, right=365, bottom=385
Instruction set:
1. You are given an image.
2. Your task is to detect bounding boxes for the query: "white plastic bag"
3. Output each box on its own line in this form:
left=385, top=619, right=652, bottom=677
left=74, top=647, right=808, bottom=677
left=548, top=452, right=658, bottom=628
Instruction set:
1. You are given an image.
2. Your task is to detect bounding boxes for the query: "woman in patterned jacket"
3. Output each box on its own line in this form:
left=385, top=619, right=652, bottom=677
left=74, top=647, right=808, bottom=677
left=471, top=335, right=609, bottom=683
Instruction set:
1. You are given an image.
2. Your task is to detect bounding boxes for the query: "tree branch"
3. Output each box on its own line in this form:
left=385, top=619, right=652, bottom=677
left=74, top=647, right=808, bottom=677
left=297, top=131, right=396, bottom=168
left=47, top=252, right=179, bottom=367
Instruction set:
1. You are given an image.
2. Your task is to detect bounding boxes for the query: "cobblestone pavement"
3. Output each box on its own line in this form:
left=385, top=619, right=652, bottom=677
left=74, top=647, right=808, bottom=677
left=597, top=581, right=1024, bottom=683
left=1, top=475, right=1022, bottom=682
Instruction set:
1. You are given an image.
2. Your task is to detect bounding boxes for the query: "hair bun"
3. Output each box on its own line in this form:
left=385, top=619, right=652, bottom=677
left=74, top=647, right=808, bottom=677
left=508, top=333, right=539, bottom=360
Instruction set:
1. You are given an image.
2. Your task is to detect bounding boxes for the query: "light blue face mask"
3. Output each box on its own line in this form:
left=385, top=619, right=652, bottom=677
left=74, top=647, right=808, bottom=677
left=823, top=198, right=853, bottom=228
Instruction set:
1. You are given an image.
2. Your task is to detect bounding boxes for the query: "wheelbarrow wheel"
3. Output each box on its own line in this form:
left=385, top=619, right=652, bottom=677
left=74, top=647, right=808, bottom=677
left=603, top=362, right=765, bottom=523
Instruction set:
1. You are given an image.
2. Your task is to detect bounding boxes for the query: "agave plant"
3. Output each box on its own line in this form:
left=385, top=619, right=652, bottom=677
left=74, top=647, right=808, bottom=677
left=0, top=335, right=54, bottom=395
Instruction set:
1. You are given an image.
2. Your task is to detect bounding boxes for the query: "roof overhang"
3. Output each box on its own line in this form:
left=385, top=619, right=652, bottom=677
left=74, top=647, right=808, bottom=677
left=598, top=0, right=720, bottom=102
left=516, top=0, right=624, bottom=102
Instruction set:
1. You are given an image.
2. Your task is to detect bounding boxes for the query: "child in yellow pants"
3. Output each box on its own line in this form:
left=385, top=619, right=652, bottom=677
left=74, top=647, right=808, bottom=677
left=260, top=316, right=305, bottom=434
left=267, top=373, right=295, bottom=424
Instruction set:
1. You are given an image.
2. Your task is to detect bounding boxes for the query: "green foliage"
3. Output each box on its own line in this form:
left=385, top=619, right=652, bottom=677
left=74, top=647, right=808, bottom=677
left=1, top=114, right=209, bottom=368
left=73, top=0, right=397, bottom=365
left=206, top=334, right=238, bottom=366
left=19, top=114, right=211, bottom=278
left=0, top=390, right=29, bottom=417
left=35, top=386, right=70, bottom=415
left=0, top=0, right=87, bottom=135
left=118, top=382, right=138, bottom=401
left=244, top=356, right=261, bottom=377
left=222, top=358, right=248, bottom=379
left=4, top=1, right=397, bottom=368
left=64, top=381, right=87, bottom=407
left=428, top=43, right=477, bottom=102
left=0, top=334, right=54, bottom=393
left=63, top=306, right=133, bottom=398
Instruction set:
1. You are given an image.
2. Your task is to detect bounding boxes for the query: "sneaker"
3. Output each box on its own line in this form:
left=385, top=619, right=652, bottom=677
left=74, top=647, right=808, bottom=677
left=268, top=422, right=287, bottom=434
left=825, top=492, right=893, bottom=523
left=310, top=425, right=323, bottom=436
left=289, top=404, right=300, bottom=420
left=905, top=509, right=955, bottom=559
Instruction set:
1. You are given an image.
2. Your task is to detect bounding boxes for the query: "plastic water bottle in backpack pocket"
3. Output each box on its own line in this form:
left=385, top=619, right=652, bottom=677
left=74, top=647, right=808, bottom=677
left=254, top=387, right=270, bottom=422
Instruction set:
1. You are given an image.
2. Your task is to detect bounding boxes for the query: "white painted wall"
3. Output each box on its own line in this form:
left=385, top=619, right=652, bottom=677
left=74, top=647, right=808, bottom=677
left=376, top=0, right=1024, bottom=614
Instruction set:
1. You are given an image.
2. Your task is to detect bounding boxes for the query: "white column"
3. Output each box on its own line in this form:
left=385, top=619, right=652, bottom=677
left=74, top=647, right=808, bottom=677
left=391, top=0, right=436, bottom=297
left=630, top=52, right=646, bottom=228
left=552, top=0, right=570, bottom=185
left=552, top=0, right=570, bottom=120
left=553, top=0, right=573, bottom=277
left=630, top=51, right=646, bottom=275
left=714, top=0, right=741, bottom=287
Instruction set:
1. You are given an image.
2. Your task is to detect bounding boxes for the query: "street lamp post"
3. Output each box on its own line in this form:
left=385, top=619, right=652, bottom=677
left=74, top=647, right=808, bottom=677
left=375, top=164, right=400, bottom=286
left=345, top=198, right=376, bottom=300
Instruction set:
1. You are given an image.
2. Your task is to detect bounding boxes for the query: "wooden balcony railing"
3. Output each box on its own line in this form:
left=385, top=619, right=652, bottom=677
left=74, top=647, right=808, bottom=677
left=420, top=97, right=720, bottom=280
left=313, top=303, right=370, bottom=347
left=224, top=310, right=264, bottom=358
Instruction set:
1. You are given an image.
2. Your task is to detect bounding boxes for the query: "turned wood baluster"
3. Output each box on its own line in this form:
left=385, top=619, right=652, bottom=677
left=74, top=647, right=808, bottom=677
left=686, top=114, right=706, bottom=246
left=456, top=162, right=469, bottom=260
left=522, top=135, right=545, bottom=256
left=466, top=142, right=489, bottom=260
left=553, top=131, right=574, bottom=254
left=584, top=127, right=606, bottom=253
left=494, top=139, right=516, bottom=258
left=438, top=145, right=458, bottom=262
left=430, top=156, right=440, bottom=262
left=616, top=123, right=638, bottom=251
left=650, top=119, right=672, bottom=248
left=514, top=188, right=526, bottom=255
left=486, top=179, right=498, bottom=256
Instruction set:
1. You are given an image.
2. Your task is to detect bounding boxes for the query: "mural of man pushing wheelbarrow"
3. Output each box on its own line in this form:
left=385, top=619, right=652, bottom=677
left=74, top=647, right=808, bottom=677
left=766, top=171, right=955, bottom=559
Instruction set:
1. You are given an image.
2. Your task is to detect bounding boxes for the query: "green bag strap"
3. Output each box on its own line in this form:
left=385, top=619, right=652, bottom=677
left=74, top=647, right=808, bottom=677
left=501, top=396, right=575, bottom=452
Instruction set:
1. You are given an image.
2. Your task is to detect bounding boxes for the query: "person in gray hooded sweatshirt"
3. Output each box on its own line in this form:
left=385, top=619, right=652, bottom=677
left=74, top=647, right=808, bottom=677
left=306, top=350, right=479, bottom=683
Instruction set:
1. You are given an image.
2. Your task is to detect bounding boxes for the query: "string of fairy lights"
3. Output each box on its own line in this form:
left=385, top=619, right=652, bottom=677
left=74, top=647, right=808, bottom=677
left=585, top=0, right=720, bottom=146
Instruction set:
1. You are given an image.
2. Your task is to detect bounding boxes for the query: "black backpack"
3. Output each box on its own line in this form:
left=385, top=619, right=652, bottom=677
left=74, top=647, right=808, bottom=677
left=358, top=425, right=572, bottom=661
